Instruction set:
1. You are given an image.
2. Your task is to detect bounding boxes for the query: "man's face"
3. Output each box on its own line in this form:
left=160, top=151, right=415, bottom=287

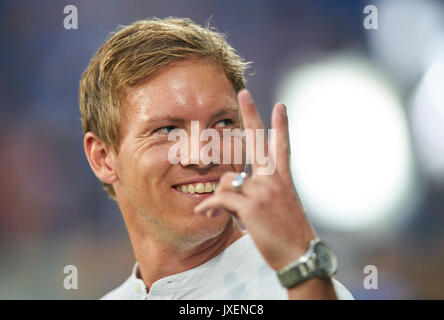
left=114, top=58, right=244, bottom=247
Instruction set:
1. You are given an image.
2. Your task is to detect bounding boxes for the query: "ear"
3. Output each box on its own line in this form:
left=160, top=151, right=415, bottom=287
left=84, top=132, right=118, bottom=185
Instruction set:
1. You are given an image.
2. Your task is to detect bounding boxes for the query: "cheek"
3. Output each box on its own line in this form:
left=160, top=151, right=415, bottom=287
left=120, top=144, right=172, bottom=192
left=140, top=146, right=172, bottom=185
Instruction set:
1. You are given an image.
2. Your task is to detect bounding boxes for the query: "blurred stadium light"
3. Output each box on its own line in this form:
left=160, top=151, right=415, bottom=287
left=410, top=54, right=444, bottom=183
left=276, top=54, right=419, bottom=234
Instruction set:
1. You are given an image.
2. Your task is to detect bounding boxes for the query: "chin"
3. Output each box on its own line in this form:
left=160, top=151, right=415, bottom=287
left=174, top=213, right=232, bottom=248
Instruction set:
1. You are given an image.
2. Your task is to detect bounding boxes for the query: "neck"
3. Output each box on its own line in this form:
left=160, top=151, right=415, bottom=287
left=131, top=218, right=244, bottom=289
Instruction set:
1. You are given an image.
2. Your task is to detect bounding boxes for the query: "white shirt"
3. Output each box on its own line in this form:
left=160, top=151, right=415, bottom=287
left=101, top=234, right=354, bottom=300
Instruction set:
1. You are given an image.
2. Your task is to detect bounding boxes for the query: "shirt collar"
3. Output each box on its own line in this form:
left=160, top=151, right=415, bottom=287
left=129, top=232, right=253, bottom=295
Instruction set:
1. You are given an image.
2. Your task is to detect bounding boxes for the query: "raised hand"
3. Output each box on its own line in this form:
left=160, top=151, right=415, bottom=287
left=194, top=89, right=317, bottom=271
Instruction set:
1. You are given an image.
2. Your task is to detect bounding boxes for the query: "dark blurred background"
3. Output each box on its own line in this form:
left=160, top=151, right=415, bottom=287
left=0, top=0, right=443, bottom=299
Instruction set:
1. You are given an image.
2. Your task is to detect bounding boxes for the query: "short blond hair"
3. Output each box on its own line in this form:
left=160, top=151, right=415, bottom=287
left=79, top=17, right=250, bottom=199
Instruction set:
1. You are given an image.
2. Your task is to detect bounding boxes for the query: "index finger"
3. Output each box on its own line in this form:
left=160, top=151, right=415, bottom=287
left=237, top=89, right=273, bottom=176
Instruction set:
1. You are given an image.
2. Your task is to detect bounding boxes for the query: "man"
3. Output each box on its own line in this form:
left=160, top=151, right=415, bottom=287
left=79, top=17, right=353, bottom=300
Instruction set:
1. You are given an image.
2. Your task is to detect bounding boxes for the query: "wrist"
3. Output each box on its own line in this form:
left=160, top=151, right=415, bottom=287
left=287, top=277, right=338, bottom=300
left=270, top=238, right=315, bottom=271
left=276, top=238, right=339, bottom=289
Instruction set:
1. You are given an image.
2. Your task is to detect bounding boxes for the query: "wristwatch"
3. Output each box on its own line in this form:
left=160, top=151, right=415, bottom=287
left=277, top=238, right=339, bottom=288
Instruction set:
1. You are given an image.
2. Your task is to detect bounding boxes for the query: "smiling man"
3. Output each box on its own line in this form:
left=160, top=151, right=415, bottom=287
left=79, top=17, right=353, bottom=300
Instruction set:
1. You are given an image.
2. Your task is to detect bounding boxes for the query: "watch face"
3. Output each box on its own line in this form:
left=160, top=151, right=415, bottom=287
left=314, top=242, right=338, bottom=277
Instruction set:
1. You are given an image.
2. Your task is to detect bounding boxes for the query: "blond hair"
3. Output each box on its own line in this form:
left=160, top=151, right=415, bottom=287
left=79, top=17, right=250, bottom=199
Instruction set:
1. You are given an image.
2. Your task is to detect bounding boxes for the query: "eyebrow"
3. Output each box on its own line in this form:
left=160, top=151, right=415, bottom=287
left=208, top=106, right=239, bottom=121
left=144, top=106, right=239, bottom=125
left=144, top=115, right=185, bottom=124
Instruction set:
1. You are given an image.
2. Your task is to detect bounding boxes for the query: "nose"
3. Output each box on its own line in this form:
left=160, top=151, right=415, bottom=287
left=179, top=121, right=221, bottom=168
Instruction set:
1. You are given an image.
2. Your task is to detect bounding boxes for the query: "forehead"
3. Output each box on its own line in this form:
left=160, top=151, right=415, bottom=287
left=124, top=58, right=237, bottom=123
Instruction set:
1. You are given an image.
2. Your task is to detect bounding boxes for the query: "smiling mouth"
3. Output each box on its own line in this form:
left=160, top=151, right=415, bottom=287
left=174, top=181, right=218, bottom=194
left=172, top=179, right=220, bottom=200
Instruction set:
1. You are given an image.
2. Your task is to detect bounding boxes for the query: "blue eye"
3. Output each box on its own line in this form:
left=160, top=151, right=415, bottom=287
left=154, top=126, right=177, bottom=134
left=215, top=119, right=233, bottom=128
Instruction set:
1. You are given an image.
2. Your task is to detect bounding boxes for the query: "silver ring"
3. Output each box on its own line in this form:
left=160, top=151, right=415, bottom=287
left=232, top=172, right=248, bottom=192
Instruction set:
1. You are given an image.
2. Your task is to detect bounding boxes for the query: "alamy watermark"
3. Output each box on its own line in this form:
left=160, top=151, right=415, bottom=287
left=363, top=264, right=378, bottom=290
left=363, top=5, right=378, bottom=30
left=63, top=5, right=78, bottom=30
left=63, top=265, right=78, bottom=290
left=167, top=121, right=276, bottom=175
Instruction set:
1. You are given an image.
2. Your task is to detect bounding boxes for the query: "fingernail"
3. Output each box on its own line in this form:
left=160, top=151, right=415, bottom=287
left=194, top=205, right=203, bottom=214
left=246, top=91, right=253, bottom=104
left=239, top=89, right=253, bottom=105
left=208, top=209, right=222, bottom=218
left=206, top=209, right=216, bottom=218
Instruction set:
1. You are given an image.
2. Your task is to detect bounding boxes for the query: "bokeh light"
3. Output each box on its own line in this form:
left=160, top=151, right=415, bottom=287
left=276, top=54, right=417, bottom=233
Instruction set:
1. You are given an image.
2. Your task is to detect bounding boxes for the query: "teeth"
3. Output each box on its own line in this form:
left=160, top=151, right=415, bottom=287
left=176, top=181, right=218, bottom=194
left=195, top=183, right=204, bottom=193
